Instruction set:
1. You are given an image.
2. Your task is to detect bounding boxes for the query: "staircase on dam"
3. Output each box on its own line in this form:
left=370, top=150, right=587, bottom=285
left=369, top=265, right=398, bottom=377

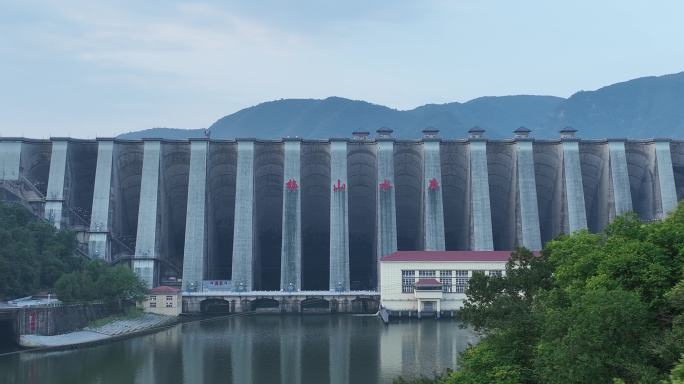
left=1, top=129, right=682, bottom=293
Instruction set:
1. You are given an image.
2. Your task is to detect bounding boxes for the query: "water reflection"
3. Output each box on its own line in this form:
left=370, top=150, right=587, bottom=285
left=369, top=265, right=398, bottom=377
left=330, top=316, right=349, bottom=384
left=0, top=315, right=478, bottom=384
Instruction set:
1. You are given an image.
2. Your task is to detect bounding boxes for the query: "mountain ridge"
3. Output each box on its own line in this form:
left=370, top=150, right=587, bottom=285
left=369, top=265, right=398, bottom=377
left=118, top=71, right=684, bottom=140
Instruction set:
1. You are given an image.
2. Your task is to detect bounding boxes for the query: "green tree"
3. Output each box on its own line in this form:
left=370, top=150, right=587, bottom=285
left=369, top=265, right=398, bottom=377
left=458, top=247, right=552, bottom=383
left=96, top=264, right=148, bottom=304
left=663, top=355, right=684, bottom=384
left=433, top=203, right=684, bottom=384
left=0, top=202, right=80, bottom=299
left=444, top=336, right=525, bottom=384
left=55, top=260, right=147, bottom=307
left=534, top=288, right=655, bottom=383
left=651, top=279, right=684, bottom=372
left=460, top=247, right=553, bottom=331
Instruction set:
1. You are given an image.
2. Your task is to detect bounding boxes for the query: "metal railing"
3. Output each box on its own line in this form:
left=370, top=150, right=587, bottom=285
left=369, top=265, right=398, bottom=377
left=111, top=255, right=183, bottom=274
left=110, top=233, right=135, bottom=255
left=183, top=290, right=379, bottom=296
left=19, top=176, right=46, bottom=200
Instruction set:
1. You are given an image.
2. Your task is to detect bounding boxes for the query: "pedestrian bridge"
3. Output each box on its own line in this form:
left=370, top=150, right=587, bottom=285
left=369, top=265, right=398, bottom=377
left=182, top=291, right=379, bottom=314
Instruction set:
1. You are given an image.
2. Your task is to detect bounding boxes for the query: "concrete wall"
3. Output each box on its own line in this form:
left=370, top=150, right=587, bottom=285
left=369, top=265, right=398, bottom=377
left=609, top=140, right=633, bottom=218
left=134, top=140, right=162, bottom=287
left=423, top=140, right=446, bottom=251
left=206, top=142, right=237, bottom=280
left=64, top=140, right=98, bottom=229
left=377, top=140, right=398, bottom=290
left=110, top=141, right=143, bottom=257
left=376, top=140, right=397, bottom=259
left=181, top=140, right=208, bottom=290
left=347, top=141, right=377, bottom=290
left=395, top=142, right=423, bottom=251
left=533, top=141, right=565, bottom=242
left=45, top=140, right=68, bottom=228
left=487, top=141, right=516, bottom=250
left=17, top=303, right=113, bottom=336
left=0, top=140, right=22, bottom=181
left=580, top=142, right=611, bottom=232
left=515, top=140, right=542, bottom=250
left=625, top=141, right=658, bottom=220
left=301, top=142, right=331, bottom=290
left=19, top=140, right=52, bottom=196
left=182, top=294, right=379, bottom=315
left=253, top=142, right=284, bottom=290
left=89, top=140, right=114, bottom=260
left=561, top=140, right=588, bottom=233
left=329, top=141, right=349, bottom=291
left=441, top=142, right=470, bottom=250
left=231, top=141, right=256, bottom=291
left=655, top=141, right=678, bottom=216
left=4, top=137, right=682, bottom=292
left=158, top=142, right=190, bottom=282
left=469, top=141, right=494, bottom=250
left=280, top=140, right=302, bottom=291
left=673, top=142, right=684, bottom=201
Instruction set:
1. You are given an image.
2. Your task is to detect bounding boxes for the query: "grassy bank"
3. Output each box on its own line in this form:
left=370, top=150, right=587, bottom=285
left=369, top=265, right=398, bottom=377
left=87, top=307, right=143, bottom=329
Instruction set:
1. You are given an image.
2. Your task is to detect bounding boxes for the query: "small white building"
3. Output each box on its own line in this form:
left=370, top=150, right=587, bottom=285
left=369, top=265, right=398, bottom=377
left=379, top=251, right=510, bottom=318
left=141, top=286, right=182, bottom=316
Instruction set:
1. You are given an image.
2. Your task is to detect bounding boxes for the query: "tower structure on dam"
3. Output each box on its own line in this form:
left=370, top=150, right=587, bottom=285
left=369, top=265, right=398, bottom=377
left=280, top=139, right=302, bottom=291
left=376, top=128, right=398, bottom=286
left=1, top=130, right=683, bottom=291
left=329, top=139, right=350, bottom=291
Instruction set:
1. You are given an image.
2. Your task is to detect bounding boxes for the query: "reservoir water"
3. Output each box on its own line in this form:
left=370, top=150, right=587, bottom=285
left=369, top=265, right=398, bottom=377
left=0, top=315, right=478, bottom=384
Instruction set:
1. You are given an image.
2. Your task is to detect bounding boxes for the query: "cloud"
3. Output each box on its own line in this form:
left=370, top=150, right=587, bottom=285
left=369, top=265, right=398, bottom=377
left=29, top=1, right=314, bottom=90
left=2, top=0, right=454, bottom=110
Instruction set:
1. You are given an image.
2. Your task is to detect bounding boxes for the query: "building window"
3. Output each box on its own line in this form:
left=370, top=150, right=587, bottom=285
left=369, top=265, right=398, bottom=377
left=150, top=296, right=156, bottom=301
left=418, top=270, right=436, bottom=278
left=488, top=270, right=502, bottom=277
left=150, top=302, right=156, bottom=308
left=402, top=270, right=416, bottom=293
left=440, top=270, right=452, bottom=293
left=166, top=301, right=173, bottom=308
left=454, top=270, right=469, bottom=293
left=166, top=296, right=174, bottom=301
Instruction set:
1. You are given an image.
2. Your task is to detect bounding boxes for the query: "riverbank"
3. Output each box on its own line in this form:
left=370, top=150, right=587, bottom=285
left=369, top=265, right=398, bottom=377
left=19, top=312, right=177, bottom=350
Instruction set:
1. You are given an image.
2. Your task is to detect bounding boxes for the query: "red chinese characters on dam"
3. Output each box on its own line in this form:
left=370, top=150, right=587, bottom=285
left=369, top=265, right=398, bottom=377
left=379, top=179, right=392, bottom=191
left=333, top=179, right=346, bottom=192
left=286, top=179, right=299, bottom=191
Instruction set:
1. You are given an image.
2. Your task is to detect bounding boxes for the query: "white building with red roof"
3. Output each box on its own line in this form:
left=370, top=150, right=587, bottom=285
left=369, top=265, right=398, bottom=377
left=379, top=251, right=510, bottom=318
left=141, top=286, right=182, bottom=316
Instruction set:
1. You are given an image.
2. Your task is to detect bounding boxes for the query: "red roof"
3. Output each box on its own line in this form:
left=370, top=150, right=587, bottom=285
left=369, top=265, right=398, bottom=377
left=149, top=286, right=181, bottom=294
left=380, top=251, right=521, bottom=262
left=415, top=278, right=441, bottom=287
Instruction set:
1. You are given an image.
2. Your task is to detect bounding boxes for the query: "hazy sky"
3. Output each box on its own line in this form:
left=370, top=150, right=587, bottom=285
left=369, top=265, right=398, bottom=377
left=1, top=0, right=683, bottom=138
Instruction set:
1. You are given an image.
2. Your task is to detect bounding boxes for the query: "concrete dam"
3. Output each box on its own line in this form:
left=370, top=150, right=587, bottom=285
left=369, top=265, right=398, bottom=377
left=1, top=128, right=683, bottom=292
